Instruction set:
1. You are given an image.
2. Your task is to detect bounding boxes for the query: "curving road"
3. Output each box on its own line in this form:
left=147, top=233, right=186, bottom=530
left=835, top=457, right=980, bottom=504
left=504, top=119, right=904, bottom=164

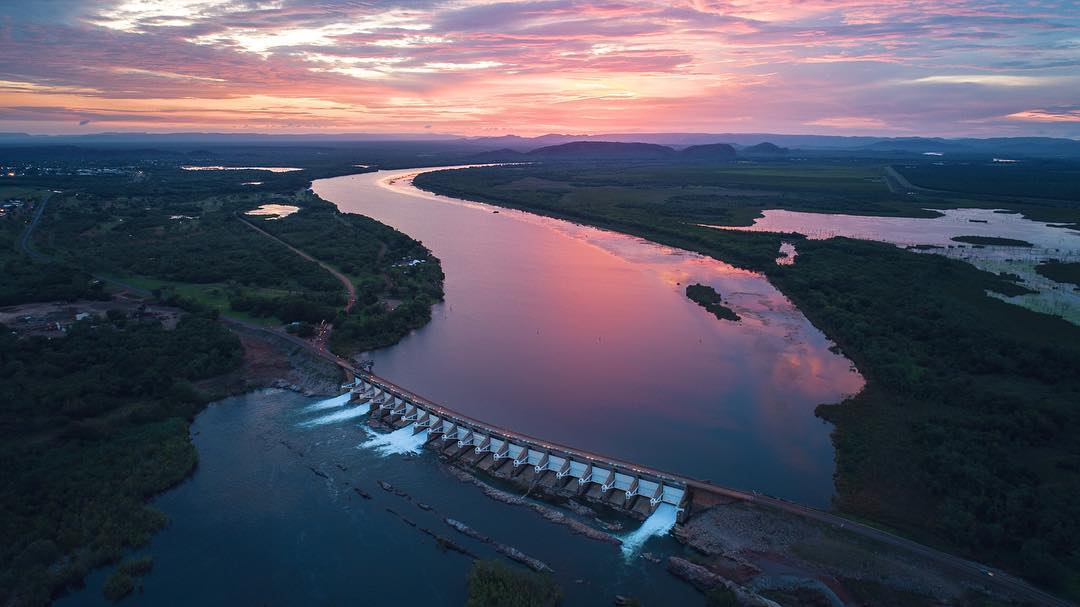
left=17, top=193, right=53, bottom=260
left=19, top=184, right=1071, bottom=606
left=237, top=217, right=357, bottom=313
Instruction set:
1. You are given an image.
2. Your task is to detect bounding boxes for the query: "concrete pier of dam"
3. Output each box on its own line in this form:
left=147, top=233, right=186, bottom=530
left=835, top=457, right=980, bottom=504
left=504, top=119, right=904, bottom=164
left=349, top=373, right=703, bottom=521
left=335, top=371, right=1073, bottom=607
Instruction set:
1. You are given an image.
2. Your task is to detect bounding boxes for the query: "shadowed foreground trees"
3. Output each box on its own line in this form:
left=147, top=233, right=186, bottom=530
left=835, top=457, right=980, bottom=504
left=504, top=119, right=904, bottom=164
left=0, top=316, right=243, bottom=606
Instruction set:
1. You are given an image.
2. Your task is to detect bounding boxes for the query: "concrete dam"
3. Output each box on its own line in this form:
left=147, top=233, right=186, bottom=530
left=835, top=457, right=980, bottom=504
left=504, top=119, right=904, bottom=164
left=350, top=373, right=703, bottom=520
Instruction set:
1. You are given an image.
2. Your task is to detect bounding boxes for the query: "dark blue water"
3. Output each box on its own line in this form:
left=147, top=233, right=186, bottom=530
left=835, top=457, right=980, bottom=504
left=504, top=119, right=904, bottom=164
left=59, top=390, right=703, bottom=605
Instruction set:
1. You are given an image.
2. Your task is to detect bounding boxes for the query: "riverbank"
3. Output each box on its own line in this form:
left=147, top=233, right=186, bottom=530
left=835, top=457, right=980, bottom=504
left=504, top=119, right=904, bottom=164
left=313, top=167, right=861, bottom=508
left=0, top=308, right=245, bottom=606
left=358, top=388, right=1046, bottom=606
left=411, top=163, right=1080, bottom=601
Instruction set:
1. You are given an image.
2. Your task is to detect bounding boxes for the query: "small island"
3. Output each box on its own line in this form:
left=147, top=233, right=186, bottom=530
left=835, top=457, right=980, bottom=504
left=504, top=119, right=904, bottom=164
left=1035, top=260, right=1080, bottom=288
left=950, top=235, right=1034, bottom=247
left=685, top=283, right=740, bottom=321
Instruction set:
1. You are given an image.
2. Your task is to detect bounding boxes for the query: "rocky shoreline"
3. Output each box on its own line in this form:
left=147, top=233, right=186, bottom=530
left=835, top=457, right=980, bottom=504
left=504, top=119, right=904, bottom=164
left=360, top=404, right=1028, bottom=606
left=226, top=324, right=344, bottom=396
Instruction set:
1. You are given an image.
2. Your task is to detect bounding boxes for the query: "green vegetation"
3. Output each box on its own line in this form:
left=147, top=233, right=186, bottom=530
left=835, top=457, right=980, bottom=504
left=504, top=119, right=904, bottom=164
left=0, top=315, right=242, bottom=606
left=898, top=160, right=1080, bottom=201
left=1036, top=260, right=1080, bottom=287
left=950, top=235, right=1034, bottom=247
left=0, top=146, right=447, bottom=605
left=465, top=560, right=562, bottom=607
left=0, top=206, right=106, bottom=306
left=685, top=284, right=740, bottom=321
left=417, top=161, right=1080, bottom=598
left=249, top=192, right=444, bottom=354
left=14, top=154, right=442, bottom=357
left=101, top=572, right=134, bottom=602
left=704, top=587, right=738, bottom=606
left=116, top=556, right=153, bottom=577
left=102, top=556, right=153, bottom=602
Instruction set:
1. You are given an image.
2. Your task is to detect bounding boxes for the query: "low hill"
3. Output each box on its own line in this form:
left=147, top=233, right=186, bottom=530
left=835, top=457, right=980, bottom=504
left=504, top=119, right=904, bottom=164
left=526, top=141, right=676, bottom=159
left=741, top=142, right=789, bottom=156
left=468, top=148, right=526, bottom=162
left=680, top=143, right=737, bottom=160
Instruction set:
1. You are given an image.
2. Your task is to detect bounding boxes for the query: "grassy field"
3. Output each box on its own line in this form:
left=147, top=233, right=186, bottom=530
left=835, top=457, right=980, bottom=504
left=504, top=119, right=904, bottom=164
left=0, top=147, right=447, bottom=606
left=416, top=160, right=1080, bottom=599
left=898, top=160, right=1080, bottom=201
left=116, top=277, right=287, bottom=327
left=19, top=162, right=443, bottom=355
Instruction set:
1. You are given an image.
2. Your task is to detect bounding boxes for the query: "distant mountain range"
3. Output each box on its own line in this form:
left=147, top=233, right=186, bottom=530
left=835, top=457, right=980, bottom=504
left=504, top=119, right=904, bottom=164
left=465, top=133, right=1080, bottom=157
left=482, top=140, right=789, bottom=161
left=1, top=131, right=1078, bottom=157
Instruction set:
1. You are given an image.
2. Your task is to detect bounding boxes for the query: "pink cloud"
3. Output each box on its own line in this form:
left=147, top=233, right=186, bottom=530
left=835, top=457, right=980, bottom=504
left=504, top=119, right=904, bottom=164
left=0, top=0, right=1076, bottom=136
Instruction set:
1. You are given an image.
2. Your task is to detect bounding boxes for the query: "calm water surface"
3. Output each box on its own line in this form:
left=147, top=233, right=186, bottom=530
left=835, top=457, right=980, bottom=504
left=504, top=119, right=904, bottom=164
left=314, top=168, right=863, bottom=505
left=60, top=167, right=868, bottom=605
left=708, top=208, right=1080, bottom=323
left=59, top=390, right=703, bottom=606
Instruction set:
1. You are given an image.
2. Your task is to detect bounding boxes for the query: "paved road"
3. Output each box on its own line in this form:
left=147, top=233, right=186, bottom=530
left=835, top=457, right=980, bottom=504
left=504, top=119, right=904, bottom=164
left=16, top=192, right=156, bottom=297
left=18, top=188, right=1071, bottom=606
left=17, top=193, right=53, bottom=260
left=884, top=165, right=938, bottom=196
left=734, top=489, right=1070, bottom=606
left=236, top=200, right=1068, bottom=607
left=357, top=373, right=1069, bottom=606
left=237, top=217, right=357, bottom=312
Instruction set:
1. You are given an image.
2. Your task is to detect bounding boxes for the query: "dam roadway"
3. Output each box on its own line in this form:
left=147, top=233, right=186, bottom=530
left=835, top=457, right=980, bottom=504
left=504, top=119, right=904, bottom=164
left=326, top=357, right=1067, bottom=606
left=24, top=181, right=1065, bottom=604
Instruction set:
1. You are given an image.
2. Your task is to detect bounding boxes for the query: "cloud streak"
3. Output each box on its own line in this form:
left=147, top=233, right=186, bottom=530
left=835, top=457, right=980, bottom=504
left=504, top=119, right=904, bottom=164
left=0, top=0, right=1077, bottom=136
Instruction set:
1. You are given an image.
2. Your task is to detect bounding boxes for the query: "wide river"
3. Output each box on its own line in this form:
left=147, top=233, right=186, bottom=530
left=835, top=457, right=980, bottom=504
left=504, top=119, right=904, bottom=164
left=60, top=166, right=864, bottom=606
left=314, top=167, right=862, bottom=505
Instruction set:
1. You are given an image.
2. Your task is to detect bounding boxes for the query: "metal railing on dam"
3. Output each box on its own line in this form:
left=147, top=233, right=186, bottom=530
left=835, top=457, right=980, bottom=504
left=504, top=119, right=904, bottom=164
left=340, top=370, right=1071, bottom=606
left=351, top=373, right=692, bottom=514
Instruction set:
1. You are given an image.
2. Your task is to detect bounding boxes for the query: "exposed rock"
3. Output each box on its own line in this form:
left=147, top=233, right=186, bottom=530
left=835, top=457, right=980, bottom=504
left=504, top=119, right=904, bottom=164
left=418, top=527, right=478, bottom=559
left=641, top=552, right=661, bottom=564
left=278, top=440, right=303, bottom=457
left=445, top=518, right=553, bottom=573
left=307, top=466, right=329, bottom=480
left=378, top=480, right=395, bottom=492
left=384, top=508, right=417, bottom=527
left=566, top=500, right=596, bottom=517
left=352, top=486, right=372, bottom=500
left=417, top=502, right=434, bottom=512
left=447, top=466, right=621, bottom=545
left=227, top=325, right=341, bottom=395
left=596, top=518, right=623, bottom=532
left=667, top=557, right=781, bottom=607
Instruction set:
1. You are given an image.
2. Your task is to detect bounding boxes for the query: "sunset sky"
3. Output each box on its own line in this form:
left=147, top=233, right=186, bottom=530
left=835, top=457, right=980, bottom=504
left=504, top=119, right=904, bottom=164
left=1, top=0, right=1078, bottom=137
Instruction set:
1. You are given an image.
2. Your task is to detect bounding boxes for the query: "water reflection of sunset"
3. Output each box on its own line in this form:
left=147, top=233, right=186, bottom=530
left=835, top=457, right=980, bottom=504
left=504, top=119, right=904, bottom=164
left=316, top=167, right=865, bottom=506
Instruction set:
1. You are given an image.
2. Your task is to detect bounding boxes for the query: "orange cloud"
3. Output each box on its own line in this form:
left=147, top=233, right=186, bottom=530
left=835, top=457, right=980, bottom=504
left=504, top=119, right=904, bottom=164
left=0, top=0, right=1076, bottom=136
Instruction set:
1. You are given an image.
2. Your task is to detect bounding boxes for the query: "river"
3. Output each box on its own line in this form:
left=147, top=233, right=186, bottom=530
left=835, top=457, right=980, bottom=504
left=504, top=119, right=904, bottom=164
left=706, top=207, right=1080, bottom=323
left=313, top=167, right=863, bottom=505
left=59, top=166, right=862, bottom=606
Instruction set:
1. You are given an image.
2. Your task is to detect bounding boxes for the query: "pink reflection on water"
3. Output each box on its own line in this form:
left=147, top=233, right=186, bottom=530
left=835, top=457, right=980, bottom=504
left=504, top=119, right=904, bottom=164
left=313, top=168, right=864, bottom=506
